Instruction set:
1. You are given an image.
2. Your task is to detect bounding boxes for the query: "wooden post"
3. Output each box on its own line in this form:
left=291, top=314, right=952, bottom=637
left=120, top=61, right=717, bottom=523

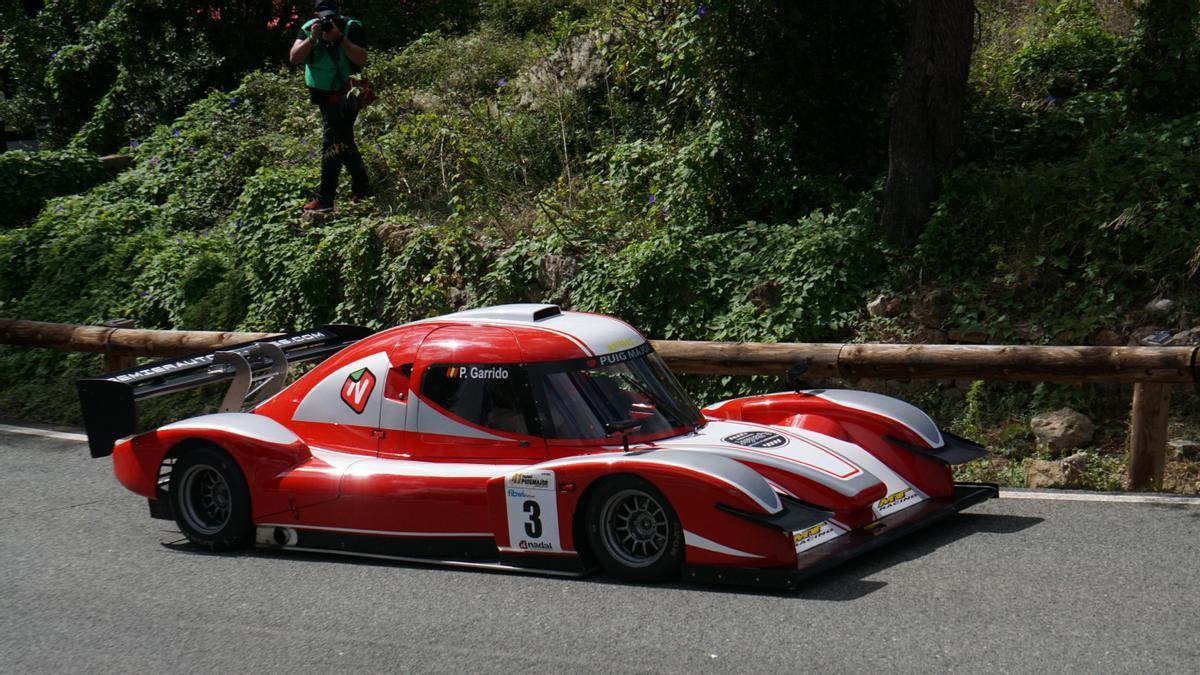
left=100, top=318, right=138, bottom=373
left=1127, top=382, right=1171, bottom=491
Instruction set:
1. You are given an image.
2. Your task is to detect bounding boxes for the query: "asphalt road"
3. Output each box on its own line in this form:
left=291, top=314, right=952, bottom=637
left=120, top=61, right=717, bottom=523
left=2, top=425, right=1198, bottom=674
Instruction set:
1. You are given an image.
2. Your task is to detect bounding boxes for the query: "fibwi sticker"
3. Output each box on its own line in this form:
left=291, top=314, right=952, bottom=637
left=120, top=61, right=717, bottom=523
left=504, top=470, right=560, bottom=553
left=723, top=431, right=789, bottom=449
left=793, top=520, right=847, bottom=555
left=340, top=367, right=376, bottom=414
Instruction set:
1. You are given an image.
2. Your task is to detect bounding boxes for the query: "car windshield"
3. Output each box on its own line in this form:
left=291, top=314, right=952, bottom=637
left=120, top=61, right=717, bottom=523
left=530, top=344, right=704, bottom=442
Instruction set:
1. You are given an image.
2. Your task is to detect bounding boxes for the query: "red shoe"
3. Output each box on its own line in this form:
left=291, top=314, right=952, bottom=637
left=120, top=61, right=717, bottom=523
left=303, top=199, right=333, bottom=213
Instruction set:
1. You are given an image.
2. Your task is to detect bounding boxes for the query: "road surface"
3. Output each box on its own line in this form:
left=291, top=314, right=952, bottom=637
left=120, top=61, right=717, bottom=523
left=2, top=424, right=1198, bottom=673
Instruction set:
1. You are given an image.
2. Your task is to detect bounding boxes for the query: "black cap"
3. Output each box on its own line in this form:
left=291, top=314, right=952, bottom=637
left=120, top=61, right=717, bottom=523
left=315, top=0, right=338, bottom=16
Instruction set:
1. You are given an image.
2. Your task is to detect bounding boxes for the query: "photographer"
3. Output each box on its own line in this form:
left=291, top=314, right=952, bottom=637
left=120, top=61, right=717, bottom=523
left=289, top=0, right=370, bottom=213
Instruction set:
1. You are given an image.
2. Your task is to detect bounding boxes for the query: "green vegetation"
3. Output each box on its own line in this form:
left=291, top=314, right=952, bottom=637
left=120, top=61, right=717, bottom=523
left=2, top=0, right=1200, bottom=491
left=0, top=150, right=109, bottom=226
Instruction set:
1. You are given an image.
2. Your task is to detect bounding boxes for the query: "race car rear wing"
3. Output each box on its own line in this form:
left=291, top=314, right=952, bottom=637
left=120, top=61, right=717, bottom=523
left=76, top=325, right=372, bottom=458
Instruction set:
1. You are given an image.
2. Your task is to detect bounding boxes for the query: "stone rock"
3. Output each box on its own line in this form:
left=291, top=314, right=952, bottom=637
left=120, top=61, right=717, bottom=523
left=539, top=254, right=578, bottom=294
left=1145, top=298, right=1175, bottom=316
left=1030, top=408, right=1094, bottom=451
left=1091, top=328, right=1124, bottom=346
left=99, top=154, right=134, bottom=173
left=913, top=328, right=948, bottom=344
left=867, top=295, right=889, bottom=318
left=911, top=289, right=952, bottom=329
left=947, top=328, right=989, bottom=343
left=1025, top=455, right=1087, bottom=489
left=1024, top=459, right=1068, bottom=489
left=1168, top=439, right=1200, bottom=461
left=1166, top=327, right=1200, bottom=346
left=1061, top=451, right=1090, bottom=485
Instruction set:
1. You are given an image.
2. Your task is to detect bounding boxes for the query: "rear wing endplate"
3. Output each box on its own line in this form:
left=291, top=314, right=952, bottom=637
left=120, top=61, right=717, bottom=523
left=76, top=325, right=372, bottom=458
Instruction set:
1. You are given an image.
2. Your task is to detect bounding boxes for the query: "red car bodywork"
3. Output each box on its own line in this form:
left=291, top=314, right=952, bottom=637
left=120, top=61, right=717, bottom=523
left=84, top=304, right=995, bottom=587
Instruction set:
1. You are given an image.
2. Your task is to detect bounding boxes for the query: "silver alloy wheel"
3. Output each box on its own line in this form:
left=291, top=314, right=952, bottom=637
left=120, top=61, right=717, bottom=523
left=179, top=464, right=232, bottom=535
left=599, top=488, right=671, bottom=568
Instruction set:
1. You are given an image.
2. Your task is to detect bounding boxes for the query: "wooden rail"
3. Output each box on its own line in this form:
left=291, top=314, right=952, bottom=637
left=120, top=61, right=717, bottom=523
left=3, top=318, right=1195, bottom=490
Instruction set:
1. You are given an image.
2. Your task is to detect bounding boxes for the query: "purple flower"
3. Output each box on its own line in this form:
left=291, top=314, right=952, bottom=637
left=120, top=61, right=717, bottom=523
left=171, top=128, right=181, bottom=137
left=129, top=140, right=141, bottom=150
left=299, top=138, right=308, bottom=146
left=175, top=238, right=184, bottom=244
left=703, top=97, right=711, bottom=108
left=235, top=219, right=243, bottom=231
left=188, top=146, right=197, bottom=153
left=138, top=289, right=148, bottom=298
left=54, top=205, right=64, bottom=213
left=697, top=5, right=706, bottom=17
left=147, top=157, right=161, bottom=167
left=228, top=97, right=239, bottom=107
left=648, top=194, right=656, bottom=204
left=374, top=142, right=383, bottom=156
left=223, top=150, right=232, bottom=159
left=497, top=77, right=507, bottom=89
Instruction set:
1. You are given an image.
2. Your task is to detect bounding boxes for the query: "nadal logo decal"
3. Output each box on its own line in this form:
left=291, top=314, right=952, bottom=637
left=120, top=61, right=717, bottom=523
left=340, top=367, right=376, bottom=414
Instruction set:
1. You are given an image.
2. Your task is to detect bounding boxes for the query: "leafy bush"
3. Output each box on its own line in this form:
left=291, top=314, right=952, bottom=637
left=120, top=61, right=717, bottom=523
left=914, top=111, right=1200, bottom=343
left=0, top=150, right=109, bottom=227
left=1008, top=1, right=1121, bottom=100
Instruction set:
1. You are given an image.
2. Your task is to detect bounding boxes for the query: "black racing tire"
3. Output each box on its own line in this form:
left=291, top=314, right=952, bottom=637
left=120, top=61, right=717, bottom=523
left=169, top=445, right=253, bottom=551
left=585, top=476, right=683, bottom=582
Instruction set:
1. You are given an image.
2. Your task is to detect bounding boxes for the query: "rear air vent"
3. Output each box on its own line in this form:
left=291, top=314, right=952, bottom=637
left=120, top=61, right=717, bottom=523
left=532, top=305, right=562, bottom=321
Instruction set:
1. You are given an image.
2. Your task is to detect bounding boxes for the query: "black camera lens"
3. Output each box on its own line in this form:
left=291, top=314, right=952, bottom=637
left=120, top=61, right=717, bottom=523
left=319, top=18, right=333, bottom=31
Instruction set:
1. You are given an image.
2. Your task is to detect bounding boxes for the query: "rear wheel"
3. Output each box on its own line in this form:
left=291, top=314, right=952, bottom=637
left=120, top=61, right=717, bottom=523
left=170, top=445, right=253, bottom=551
left=586, top=476, right=683, bottom=582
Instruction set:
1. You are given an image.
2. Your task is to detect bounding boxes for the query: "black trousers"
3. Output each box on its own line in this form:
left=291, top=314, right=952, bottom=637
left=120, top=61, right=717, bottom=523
left=316, top=98, right=369, bottom=205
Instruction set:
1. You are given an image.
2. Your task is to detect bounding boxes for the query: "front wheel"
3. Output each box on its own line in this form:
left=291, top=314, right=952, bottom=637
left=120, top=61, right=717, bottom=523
left=170, top=445, right=253, bottom=551
left=586, top=476, right=683, bottom=582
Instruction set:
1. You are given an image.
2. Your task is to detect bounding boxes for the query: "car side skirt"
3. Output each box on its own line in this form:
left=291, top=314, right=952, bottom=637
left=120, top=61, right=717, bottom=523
left=253, top=525, right=593, bottom=576
left=684, top=482, right=998, bottom=591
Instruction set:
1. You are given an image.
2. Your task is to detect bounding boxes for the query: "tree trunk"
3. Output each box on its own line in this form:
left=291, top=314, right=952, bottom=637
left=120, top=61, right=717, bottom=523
left=880, top=0, right=975, bottom=247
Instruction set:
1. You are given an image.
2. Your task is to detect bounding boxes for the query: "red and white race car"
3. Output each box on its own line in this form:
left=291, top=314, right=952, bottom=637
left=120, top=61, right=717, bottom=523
left=79, top=304, right=995, bottom=589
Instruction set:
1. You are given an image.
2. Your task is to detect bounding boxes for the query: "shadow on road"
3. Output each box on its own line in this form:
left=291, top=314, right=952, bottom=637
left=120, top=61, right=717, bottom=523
left=794, top=512, right=1044, bottom=601
left=154, top=512, right=1043, bottom=601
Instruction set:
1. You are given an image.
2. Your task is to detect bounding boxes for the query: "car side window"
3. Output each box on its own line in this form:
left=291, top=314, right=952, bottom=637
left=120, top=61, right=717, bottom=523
left=420, top=364, right=536, bottom=436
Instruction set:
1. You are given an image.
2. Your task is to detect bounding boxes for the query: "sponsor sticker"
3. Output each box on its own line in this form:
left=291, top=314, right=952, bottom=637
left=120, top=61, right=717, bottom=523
left=723, top=431, right=789, bottom=449
left=340, top=367, right=377, bottom=414
left=596, top=342, right=653, bottom=367
left=109, top=331, right=327, bottom=383
left=605, top=337, right=642, bottom=353
left=504, top=470, right=560, bottom=553
left=793, top=520, right=847, bottom=555
left=874, top=487, right=924, bottom=517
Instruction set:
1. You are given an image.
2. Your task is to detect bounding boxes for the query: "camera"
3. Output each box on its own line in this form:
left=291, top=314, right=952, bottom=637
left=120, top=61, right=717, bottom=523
left=318, top=17, right=334, bottom=32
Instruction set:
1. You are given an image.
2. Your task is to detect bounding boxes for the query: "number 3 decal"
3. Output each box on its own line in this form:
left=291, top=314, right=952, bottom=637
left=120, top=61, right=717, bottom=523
left=504, top=470, right=560, bottom=552
left=523, top=500, right=543, bottom=538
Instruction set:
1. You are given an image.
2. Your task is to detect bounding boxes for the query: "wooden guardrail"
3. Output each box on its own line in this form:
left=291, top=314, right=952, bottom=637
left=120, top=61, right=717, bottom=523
left=2, top=318, right=1195, bottom=491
